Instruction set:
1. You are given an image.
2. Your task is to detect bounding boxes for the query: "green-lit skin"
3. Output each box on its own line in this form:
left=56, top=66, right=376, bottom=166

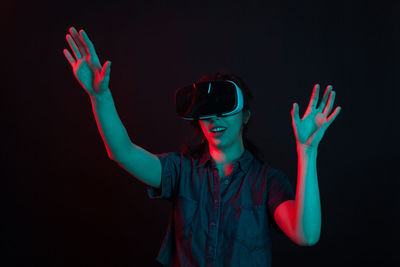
left=63, top=24, right=342, bottom=247
left=198, top=109, right=251, bottom=171
left=63, top=26, right=132, bottom=161
left=278, top=83, right=341, bottom=246
left=63, top=26, right=111, bottom=98
left=200, top=84, right=341, bottom=246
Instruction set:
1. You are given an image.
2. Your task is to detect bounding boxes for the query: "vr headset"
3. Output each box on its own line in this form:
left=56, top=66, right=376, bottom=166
left=175, top=80, right=244, bottom=120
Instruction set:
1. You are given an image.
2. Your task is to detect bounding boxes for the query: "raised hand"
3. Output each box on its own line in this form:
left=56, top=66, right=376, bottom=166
left=291, top=84, right=342, bottom=149
left=63, top=26, right=112, bottom=97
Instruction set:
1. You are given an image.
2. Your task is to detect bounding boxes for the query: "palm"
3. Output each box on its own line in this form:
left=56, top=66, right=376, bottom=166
left=74, top=56, right=104, bottom=93
left=291, top=84, right=341, bottom=148
left=64, top=27, right=111, bottom=97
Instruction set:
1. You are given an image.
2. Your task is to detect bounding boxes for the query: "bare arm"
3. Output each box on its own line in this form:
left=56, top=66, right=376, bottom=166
left=274, top=147, right=320, bottom=246
left=90, top=90, right=161, bottom=188
left=64, top=26, right=161, bottom=188
left=274, top=84, right=341, bottom=246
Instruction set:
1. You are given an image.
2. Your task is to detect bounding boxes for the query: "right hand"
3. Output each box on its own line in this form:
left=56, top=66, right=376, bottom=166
left=63, top=26, right=112, bottom=98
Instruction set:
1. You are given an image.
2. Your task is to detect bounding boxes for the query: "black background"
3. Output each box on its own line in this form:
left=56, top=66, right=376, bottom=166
left=3, top=0, right=399, bottom=266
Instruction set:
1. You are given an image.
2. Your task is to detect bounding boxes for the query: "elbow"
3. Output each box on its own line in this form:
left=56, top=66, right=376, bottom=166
left=297, top=233, right=320, bottom=246
left=303, top=237, right=320, bottom=246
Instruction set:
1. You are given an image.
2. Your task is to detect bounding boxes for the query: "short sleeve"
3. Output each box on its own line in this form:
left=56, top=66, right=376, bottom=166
left=146, top=151, right=181, bottom=202
left=267, top=168, right=295, bottom=235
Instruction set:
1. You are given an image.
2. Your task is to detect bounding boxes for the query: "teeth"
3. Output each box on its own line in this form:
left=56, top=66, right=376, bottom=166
left=211, top=128, right=226, bottom=132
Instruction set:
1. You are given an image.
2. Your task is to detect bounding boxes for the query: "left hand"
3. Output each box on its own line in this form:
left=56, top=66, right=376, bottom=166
left=291, top=84, right=342, bottom=149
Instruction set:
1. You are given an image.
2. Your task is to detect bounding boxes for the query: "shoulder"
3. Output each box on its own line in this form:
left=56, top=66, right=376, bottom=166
left=156, top=151, right=192, bottom=160
left=154, top=151, right=194, bottom=171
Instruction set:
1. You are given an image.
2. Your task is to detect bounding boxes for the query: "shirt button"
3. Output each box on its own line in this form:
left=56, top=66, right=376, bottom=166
left=224, top=179, right=229, bottom=184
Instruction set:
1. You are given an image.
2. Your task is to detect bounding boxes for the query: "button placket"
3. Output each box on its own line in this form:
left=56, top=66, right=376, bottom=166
left=208, top=245, right=215, bottom=254
left=207, top=162, right=221, bottom=262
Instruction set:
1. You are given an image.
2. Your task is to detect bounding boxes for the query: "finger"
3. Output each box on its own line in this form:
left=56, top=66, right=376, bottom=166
left=291, top=102, right=301, bottom=124
left=100, top=61, right=112, bottom=85
left=291, top=103, right=300, bottom=138
left=79, top=29, right=100, bottom=61
left=306, top=84, right=320, bottom=111
left=318, top=85, right=333, bottom=112
left=63, top=49, right=76, bottom=67
left=323, top=90, right=336, bottom=116
left=69, top=27, right=87, bottom=56
left=326, top=106, right=341, bottom=127
left=66, top=34, right=82, bottom=60
left=311, top=126, right=326, bottom=146
left=101, top=60, right=111, bottom=75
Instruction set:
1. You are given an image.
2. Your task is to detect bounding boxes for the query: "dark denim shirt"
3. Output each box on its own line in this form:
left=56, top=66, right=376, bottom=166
left=147, top=147, right=295, bottom=267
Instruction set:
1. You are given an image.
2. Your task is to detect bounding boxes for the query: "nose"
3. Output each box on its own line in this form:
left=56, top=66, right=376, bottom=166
left=210, top=116, right=222, bottom=122
left=212, top=113, right=224, bottom=119
left=203, top=114, right=224, bottom=123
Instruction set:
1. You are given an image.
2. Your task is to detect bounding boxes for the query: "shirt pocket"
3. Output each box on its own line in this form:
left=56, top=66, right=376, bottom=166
left=174, top=194, right=199, bottom=240
left=233, top=204, right=268, bottom=252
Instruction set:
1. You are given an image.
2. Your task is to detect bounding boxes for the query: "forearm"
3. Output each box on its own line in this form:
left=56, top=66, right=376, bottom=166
left=90, top=89, right=134, bottom=161
left=294, top=145, right=321, bottom=245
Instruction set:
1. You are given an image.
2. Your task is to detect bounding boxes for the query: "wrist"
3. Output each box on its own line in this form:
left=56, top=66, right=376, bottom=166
left=90, top=88, right=113, bottom=104
left=296, top=143, right=318, bottom=157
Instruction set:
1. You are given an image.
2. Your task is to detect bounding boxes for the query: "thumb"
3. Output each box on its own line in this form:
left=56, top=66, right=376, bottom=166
left=101, top=61, right=111, bottom=77
left=291, top=103, right=300, bottom=123
left=100, top=61, right=111, bottom=89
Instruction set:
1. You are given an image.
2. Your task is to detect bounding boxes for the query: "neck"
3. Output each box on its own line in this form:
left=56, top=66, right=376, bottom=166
left=208, top=139, right=245, bottom=166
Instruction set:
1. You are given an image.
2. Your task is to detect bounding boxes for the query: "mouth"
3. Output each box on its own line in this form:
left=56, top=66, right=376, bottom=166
left=210, top=128, right=226, bottom=137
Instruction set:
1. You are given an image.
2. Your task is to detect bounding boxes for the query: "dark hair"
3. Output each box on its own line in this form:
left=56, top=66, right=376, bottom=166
left=179, top=72, right=265, bottom=164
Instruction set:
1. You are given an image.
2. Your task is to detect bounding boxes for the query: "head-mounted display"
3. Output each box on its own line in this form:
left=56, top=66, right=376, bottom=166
left=175, top=80, right=244, bottom=120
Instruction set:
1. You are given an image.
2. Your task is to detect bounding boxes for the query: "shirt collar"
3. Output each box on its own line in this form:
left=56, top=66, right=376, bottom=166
left=197, top=146, right=254, bottom=173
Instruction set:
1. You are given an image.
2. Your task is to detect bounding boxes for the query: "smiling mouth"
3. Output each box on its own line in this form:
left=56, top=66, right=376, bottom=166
left=210, top=129, right=226, bottom=137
